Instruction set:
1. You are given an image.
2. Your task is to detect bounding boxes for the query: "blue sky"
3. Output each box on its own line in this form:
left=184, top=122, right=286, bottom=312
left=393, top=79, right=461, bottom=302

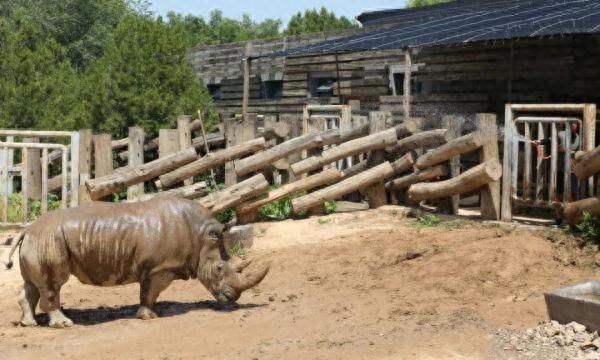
left=148, top=1, right=406, bottom=24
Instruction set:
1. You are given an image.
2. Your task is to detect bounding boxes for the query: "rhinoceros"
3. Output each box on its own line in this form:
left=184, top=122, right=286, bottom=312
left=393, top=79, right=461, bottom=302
left=5, top=197, right=269, bottom=328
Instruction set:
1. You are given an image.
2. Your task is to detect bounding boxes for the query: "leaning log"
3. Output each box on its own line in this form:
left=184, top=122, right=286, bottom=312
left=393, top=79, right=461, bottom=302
left=292, top=162, right=394, bottom=213
left=258, top=122, right=290, bottom=140
left=234, top=133, right=325, bottom=177
left=390, top=153, right=416, bottom=175
left=563, top=197, right=600, bottom=225
left=393, top=119, right=421, bottom=138
left=237, top=168, right=343, bottom=216
left=157, top=138, right=267, bottom=189
left=129, top=182, right=209, bottom=202
left=408, top=159, right=502, bottom=202
left=574, top=145, right=600, bottom=179
left=291, top=128, right=398, bottom=176
left=198, top=174, right=269, bottom=214
left=388, top=129, right=449, bottom=154
left=85, top=148, right=198, bottom=200
left=415, top=131, right=484, bottom=170
left=386, top=164, right=448, bottom=191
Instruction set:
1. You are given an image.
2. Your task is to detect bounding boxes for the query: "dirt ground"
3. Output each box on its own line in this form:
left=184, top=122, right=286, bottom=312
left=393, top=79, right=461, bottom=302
left=0, top=206, right=597, bottom=360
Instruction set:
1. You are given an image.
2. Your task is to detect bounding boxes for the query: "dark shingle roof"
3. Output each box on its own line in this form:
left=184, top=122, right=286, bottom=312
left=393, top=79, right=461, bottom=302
left=265, top=0, right=600, bottom=58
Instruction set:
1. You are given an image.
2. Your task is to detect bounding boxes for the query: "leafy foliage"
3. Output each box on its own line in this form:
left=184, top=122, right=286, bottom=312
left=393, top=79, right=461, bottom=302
left=1, top=193, right=62, bottom=223
left=574, top=212, right=600, bottom=246
left=410, top=211, right=442, bottom=228
left=406, top=0, right=449, bottom=8
left=285, top=7, right=355, bottom=35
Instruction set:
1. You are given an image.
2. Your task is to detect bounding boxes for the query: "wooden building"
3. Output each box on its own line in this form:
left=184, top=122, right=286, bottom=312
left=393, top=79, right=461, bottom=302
left=188, top=0, right=600, bottom=129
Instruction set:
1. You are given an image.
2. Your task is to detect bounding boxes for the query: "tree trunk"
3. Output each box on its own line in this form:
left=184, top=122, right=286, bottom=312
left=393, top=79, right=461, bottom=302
left=156, top=138, right=266, bottom=189
left=292, top=162, right=394, bottom=213
left=386, top=164, right=448, bottom=191
left=86, top=147, right=198, bottom=200
left=415, top=131, right=484, bottom=170
left=198, top=174, right=269, bottom=214
left=291, top=128, right=398, bottom=176
left=574, top=145, right=600, bottom=180
left=563, top=197, right=600, bottom=225
left=234, top=133, right=325, bottom=177
left=408, top=159, right=502, bottom=202
left=237, top=168, right=342, bottom=216
left=388, top=129, right=449, bottom=155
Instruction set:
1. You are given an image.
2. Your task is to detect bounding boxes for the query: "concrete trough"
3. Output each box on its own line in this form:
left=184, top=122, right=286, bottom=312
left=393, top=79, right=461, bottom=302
left=545, top=281, right=600, bottom=332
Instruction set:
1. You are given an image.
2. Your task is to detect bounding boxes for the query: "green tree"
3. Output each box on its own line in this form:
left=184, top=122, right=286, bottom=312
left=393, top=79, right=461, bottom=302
left=81, top=14, right=217, bottom=138
left=406, top=0, right=449, bottom=8
left=285, top=7, right=355, bottom=35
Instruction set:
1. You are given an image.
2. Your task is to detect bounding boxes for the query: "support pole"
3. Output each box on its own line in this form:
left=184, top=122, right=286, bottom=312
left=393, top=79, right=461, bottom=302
left=242, top=57, right=251, bottom=121
left=403, top=49, right=412, bottom=121
left=127, top=127, right=145, bottom=201
left=439, top=116, right=465, bottom=215
left=501, top=105, right=514, bottom=221
left=477, top=113, right=501, bottom=220
left=177, top=115, right=194, bottom=185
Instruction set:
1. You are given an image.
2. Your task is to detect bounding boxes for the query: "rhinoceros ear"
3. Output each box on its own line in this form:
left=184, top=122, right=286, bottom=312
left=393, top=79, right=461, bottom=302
left=206, top=223, right=225, bottom=242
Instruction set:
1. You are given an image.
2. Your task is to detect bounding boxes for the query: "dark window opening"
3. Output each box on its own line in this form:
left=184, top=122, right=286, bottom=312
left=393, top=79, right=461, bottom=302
left=262, top=80, right=283, bottom=99
left=309, top=77, right=336, bottom=98
left=392, top=73, right=422, bottom=96
left=207, top=84, right=222, bottom=100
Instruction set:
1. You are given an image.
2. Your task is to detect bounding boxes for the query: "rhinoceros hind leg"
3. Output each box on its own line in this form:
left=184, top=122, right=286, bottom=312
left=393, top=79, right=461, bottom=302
left=39, top=282, right=73, bottom=328
left=137, top=272, right=176, bottom=320
left=18, top=282, right=40, bottom=327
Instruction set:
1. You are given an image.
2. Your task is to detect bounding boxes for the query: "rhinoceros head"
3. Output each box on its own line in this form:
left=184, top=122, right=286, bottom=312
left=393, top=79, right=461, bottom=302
left=197, top=223, right=269, bottom=303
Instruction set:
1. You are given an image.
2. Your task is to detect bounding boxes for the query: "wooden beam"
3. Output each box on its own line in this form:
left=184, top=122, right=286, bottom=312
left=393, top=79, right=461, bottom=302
left=439, top=116, right=465, bottom=215
left=198, top=173, right=268, bottom=214
left=501, top=105, right=514, bottom=221
left=177, top=115, right=193, bottom=186
left=415, top=131, right=484, bottom=170
left=93, top=134, right=114, bottom=179
left=78, top=129, right=93, bottom=204
left=364, top=111, right=388, bottom=208
left=477, top=113, right=501, bottom=220
left=242, top=57, right=251, bottom=121
left=403, top=49, right=412, bottom=120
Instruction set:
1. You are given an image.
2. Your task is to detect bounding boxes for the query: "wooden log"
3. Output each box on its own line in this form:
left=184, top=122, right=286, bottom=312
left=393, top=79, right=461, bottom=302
left=127, top=127, right=145, bottom=201
left=86, top=147, right=197, bottom=200
left=574, top=145, right=600, bottom=180
left=178, top=116, right=193, bottom=186
left=563, top=197, right=600, bottom=225
left=259, top=122, right=290, bottom=140
left=386, top=164, right=448, bottom=191
left=292, top=162, right=394, bottom=213
left=131, top=182, right=209, bottom=203
left=387, top=129, right=449, bottom=154
left=364, top=111, right=388, bottom=208
left=394, top=118, right=421, bottom=139
left=415, top=131, right=484, bottom=170
left=192, top=133, right=226, bottom=152
left=158, top=130, right=179, bottom=158
left=23, top=137, right=42, bottom=201
left=235, top=133, right=325, bottom=177
left=477, top=113, right=501, bottom=220
left=291, top=128, right=398, bottom=176
left=237, top=168, right=342, bottom=216
left=439, top=115, right=465, bottom=215
left=93, top=134, right=113, bottom=178
left=21, top=145, right=28, bottom=223
left=403, top=50, right=412, bottom=120
left=390, top=152, right=415, bottom=175
left=501, top=105, right=514, bottom=222
left=407, top=160, right=503, bottom=203
left=341, top=160, right=368, bottom=178
left=78, top=129, right=93, bottom=204
left=41, top=148, right=48, bottom=214
left=156, top=138, right=267, bottom=189
left=199, top=173, right=268, bottom=214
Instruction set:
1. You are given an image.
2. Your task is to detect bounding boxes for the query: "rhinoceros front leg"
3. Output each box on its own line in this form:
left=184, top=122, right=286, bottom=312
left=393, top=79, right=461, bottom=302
left=18, top=282, right=40, bottom=327
left=137, top=272, right=176, bottom=320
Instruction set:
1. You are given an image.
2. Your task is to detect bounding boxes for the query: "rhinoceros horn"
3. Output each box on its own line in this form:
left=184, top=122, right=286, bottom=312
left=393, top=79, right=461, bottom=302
left=229, top=263, right=270, bottom=293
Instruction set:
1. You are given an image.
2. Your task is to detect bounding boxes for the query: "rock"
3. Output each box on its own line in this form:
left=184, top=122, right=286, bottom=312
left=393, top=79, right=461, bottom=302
left=593, top=338, right=600, bottom=349
left=580, top=341, right=597, bottom=351
left=565, top=332, right=575, bottom=346
left=569, top=322, right=588, bottom=334
left=585, top=352, right=600, bottom=360
left=526, top=328, right=535, bottom=338
left=576, top=333, right=593, bottom=344
left=546, top=325, right=561, bottom=337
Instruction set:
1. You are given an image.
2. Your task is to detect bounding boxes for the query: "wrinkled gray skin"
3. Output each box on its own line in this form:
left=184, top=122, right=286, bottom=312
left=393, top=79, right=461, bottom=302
left=5, top=197, right=268, bottom=328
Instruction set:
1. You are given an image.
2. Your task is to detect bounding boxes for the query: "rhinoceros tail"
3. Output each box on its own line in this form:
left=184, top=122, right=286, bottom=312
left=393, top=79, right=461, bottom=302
left=5, top=232, right=25, bottom=270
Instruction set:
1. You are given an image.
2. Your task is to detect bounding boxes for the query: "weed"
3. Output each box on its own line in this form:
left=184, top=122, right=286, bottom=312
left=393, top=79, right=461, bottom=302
left=325, top=200, right=337, bottom=214
left=215, top=209, right=235, bottom=224
left=259, top=197, right=292, bottom=220
left=228, top=241, right=245, bottom=257
left=573, top=212, right=600, bottom=247
left=318, top=218, right=331, bottom=225
left=409, top=211, right=442, bottom=228
left=1, top=193, right=62, bottom=223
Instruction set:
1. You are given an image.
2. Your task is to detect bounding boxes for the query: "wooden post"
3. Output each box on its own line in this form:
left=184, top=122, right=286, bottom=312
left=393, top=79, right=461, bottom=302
left=242, top=57, right=251, bottom=121
left=523, top=123, right=532, bottom=200
left=535, top=123, right=546, bottom=202
left=224, top=116, right=237, bottom=186
left=1, top=146, right=8, bottom=222
left=501, top=105, right=514, bottom=221
left=550, top=123, right=558, bottom=201
left=477, top=113, right=501, bottom=220
left=159, top=130, right=179, bottom=158
left=177, top=115, right=193, bottom=185
left=583, top=104, right=597, bottom=197
left=7, top=136, right=14, bottom=194
left=127, top=127, right=145, bottom=201
left=363, top=111, right=388, bottom=208
left=439, top=116, right=464, bottom=215
left=93, top=134, right=114, bottom=179
left=21, top=147, right=28, bottom=223
left=69, top=132, right=80, bottom=207
left=41, top=148, right=48, bottom=214
left=22, top=137, right=42, bottom=201
left=78, top=129, right=93, bottom=204
left=403, top=49, right=412, bottom=120
left=61, top=149, right=68, bottom=209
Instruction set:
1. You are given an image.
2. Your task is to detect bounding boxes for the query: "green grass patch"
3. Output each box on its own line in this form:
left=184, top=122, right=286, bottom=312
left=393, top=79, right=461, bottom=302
left=572, top=212, right=600, bottom=247
left=409, top=211, right=442, bottom=228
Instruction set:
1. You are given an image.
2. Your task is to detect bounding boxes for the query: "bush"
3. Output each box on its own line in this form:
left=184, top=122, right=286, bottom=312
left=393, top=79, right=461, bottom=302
left=410, top=211, right=442, bottom=228
left=1, top=193, right=62, bottom=223
left=574, top=212, right=600, bottom=246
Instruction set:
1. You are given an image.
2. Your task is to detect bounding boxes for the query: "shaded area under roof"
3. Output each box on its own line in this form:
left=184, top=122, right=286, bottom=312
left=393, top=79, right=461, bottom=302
left=261, top=0, right=600, bottom=58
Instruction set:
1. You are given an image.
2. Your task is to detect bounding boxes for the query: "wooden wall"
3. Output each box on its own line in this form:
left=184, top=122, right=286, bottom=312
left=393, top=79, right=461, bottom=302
left=188, top=32, right=600, bottom=128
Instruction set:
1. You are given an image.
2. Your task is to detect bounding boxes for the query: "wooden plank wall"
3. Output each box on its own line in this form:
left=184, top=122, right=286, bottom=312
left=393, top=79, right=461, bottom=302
left=188, top=33, right=600, bottom=127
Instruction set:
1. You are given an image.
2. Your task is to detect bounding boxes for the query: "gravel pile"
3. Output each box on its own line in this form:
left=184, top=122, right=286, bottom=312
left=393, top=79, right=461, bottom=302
left=495, top=321, right=600, bottom=360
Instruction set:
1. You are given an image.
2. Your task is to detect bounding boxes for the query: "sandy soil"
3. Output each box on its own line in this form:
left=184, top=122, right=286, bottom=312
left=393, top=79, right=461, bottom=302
left=0, top=207, right=597, bottom=360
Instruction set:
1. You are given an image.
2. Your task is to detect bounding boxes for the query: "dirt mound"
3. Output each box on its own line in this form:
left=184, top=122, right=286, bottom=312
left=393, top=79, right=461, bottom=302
left=0, top=208, right=597, bottom=359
